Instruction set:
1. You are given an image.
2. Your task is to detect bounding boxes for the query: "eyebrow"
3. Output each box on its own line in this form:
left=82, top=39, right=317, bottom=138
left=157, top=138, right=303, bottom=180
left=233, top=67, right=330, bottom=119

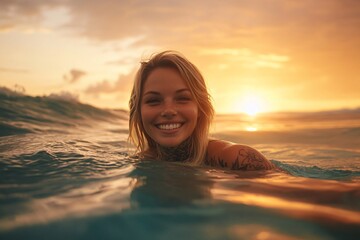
left=143, top=88, right=190, bottom=96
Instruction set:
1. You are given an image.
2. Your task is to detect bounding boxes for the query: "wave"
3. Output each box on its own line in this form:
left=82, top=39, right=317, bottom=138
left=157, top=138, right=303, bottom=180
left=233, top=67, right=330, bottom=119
left=271, top=160, right=360, bottom=181
left=0, top=87, right=128, bottom=136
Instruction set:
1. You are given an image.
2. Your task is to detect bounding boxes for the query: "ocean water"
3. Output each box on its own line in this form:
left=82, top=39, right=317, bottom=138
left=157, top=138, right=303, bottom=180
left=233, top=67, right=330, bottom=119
left=0, top=88, right=359, bottom=240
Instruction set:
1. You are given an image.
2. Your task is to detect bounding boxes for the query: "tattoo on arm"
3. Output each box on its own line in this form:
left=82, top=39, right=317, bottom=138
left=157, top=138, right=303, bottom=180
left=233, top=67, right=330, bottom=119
left=205, top=156, right=225, bottom=167
left=207, top=149, right=271, bottom=171
left=232, top=149, right=269, bottom=170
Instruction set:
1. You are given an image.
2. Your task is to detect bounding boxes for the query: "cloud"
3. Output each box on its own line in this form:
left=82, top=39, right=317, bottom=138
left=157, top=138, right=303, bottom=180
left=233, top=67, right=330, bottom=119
left=2, top=0, right=359, bottom=50
left=200, top=48, right=290, bottom=69
left=59, top=1, right=264, bottom=47
left=63, top=69, right=86, bottom=83
left=84, top=71, right=135, bottom=97
left=0, top=0, right=65, bottom=32
left=0, top=0, right=62, bottom=16
left=0, top=23, right=16, bottom=32
left=0, top=67, right=29, bottom=73
left=254, top=54, right=290, bottom=69
left=65, top=0, right=360, bottom=49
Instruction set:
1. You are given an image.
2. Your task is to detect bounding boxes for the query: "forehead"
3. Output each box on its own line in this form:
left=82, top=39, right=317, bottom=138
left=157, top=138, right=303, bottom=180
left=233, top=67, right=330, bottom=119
left=143, top=67, right=188, bottom=92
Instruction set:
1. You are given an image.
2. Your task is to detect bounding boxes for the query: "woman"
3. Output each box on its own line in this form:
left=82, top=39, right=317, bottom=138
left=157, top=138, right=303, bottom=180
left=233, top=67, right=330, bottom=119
left=129, top=51, right=274, bottom=170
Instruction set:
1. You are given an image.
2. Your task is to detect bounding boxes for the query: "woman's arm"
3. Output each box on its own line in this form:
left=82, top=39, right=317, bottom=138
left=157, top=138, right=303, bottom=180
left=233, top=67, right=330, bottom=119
left=205, top=140, right=274, bottom=170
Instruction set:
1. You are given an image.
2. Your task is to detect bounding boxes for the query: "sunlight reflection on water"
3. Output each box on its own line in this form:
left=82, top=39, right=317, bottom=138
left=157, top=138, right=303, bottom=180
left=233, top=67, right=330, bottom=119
left=0, top=164, right=136, bottom=231
left=209, top=170, right=360, bottom=226
left=245, top=126, right=258, bottom=132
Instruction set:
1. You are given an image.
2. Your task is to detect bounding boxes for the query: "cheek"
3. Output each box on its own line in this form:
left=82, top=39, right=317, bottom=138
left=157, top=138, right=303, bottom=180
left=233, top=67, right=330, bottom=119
left=140, top=107, right=153, bottom=136
left=140, top=106, right=145, bottom=122
left=140, top=106, right=153, bottom=122
left=184, top=104, right=199, bottom=123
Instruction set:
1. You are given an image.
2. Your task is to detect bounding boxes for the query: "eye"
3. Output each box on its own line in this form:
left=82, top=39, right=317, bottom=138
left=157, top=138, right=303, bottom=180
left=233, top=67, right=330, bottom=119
left=176, top=95, right=192, bottom=103
left=144, top=97, right=161, bottom=105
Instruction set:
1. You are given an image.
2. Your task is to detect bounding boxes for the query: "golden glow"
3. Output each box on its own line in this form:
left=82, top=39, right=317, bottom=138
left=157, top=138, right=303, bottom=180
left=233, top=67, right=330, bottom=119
left=236, top=94, right=266, bottom=116
left=1, top=2, right=359, bottom=112
left=227, top=224, right=303, bottom=240
left=245, top=126, right=258, bottom=132
left=212, top=188, right=360, bottom=224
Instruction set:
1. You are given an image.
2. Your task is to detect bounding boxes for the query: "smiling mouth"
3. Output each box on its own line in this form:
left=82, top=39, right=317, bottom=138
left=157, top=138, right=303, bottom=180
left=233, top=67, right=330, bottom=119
left=156, top=123, right=183, bottom=130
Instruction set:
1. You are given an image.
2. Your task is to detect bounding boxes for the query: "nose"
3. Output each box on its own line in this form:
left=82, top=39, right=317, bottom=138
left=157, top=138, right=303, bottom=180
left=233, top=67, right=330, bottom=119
left=161, top=102, right=177, bottom=118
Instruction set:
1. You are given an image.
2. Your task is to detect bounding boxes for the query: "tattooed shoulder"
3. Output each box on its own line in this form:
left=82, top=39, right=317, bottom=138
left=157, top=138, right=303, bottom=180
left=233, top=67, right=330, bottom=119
left=205, top=156, right=228, bottom=168
left=206, top=146, right=271, bottom=171
left=231, top=148, right=269, bottom=170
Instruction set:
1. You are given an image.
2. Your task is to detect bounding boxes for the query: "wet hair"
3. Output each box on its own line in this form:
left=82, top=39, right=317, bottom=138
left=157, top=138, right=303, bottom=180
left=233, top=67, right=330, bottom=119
left=128, top=50, right=214, bottom=165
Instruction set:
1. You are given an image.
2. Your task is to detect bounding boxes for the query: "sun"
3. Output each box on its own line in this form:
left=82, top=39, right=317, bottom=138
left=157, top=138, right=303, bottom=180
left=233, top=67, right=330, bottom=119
left=237, top=94, right=265, bottom=116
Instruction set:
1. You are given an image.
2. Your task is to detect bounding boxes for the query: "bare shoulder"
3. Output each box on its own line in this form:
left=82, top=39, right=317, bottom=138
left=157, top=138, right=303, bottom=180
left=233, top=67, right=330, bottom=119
left=206, top=139, right=274, bottom=170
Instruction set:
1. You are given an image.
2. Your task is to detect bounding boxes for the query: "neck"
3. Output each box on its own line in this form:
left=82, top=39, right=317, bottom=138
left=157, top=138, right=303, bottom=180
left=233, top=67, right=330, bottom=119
left=157, top=138, right=191, bottom=162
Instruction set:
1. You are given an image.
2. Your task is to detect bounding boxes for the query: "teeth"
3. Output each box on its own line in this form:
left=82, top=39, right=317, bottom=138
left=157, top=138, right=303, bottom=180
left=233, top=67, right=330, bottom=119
left=158, top=123, right=181, bottom=130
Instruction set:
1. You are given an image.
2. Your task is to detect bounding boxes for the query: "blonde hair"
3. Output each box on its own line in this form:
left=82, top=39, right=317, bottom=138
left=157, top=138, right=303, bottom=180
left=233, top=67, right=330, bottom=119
left=128, top=50, right=214, bottom=165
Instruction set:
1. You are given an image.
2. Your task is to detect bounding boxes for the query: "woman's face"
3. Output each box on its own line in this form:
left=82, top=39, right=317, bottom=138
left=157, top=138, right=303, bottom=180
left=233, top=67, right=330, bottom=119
left=140, top=67, right=198, bottom=147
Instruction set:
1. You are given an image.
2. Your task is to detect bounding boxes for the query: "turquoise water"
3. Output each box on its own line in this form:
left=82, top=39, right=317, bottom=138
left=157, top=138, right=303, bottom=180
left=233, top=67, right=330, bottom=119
left=0, top=88, right=359, bottom=239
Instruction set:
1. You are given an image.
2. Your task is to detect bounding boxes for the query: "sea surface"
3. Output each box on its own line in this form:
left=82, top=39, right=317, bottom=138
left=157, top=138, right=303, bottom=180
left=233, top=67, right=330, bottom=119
left=1, top=88, right=360, bottom=240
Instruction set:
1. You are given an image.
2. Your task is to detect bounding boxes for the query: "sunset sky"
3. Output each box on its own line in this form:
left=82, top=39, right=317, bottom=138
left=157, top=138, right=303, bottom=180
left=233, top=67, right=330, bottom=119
left=0, top=0, right=359, bottom=114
